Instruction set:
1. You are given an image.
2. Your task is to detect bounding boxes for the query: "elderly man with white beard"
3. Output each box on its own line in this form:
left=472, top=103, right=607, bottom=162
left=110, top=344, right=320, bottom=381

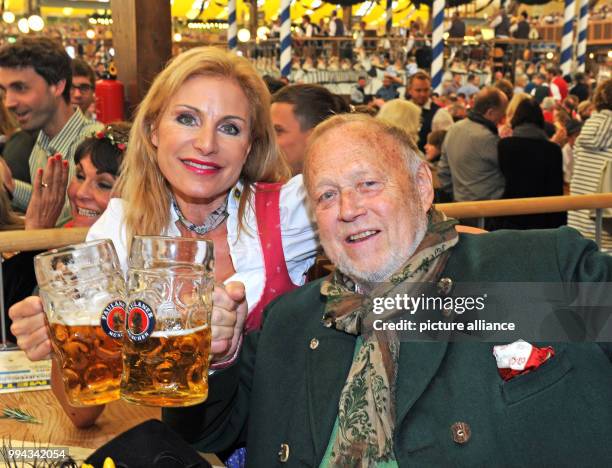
left=163, top=114, right=612, bottom=467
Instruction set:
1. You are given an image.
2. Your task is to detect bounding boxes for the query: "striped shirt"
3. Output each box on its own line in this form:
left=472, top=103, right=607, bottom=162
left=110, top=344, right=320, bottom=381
left=568, top=110, right=612, bottom=253
left=12, top=108, right=102, bottom=226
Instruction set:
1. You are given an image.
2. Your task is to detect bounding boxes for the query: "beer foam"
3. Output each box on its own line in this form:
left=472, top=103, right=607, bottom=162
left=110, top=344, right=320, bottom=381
left=50, top=316, right=100, bottom=327
left=150, top=324, right=209, bottom=338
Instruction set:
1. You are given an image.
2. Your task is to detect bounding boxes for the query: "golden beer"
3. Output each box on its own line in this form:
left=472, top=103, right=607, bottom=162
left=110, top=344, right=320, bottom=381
left=35, top=240, right=125, bottom=406
left=50, top=323, right=122, bottom=406
left=120, top=325, right=211, bottom=407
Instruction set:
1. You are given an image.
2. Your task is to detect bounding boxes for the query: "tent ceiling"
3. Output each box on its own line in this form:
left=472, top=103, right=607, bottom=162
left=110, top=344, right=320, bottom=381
left=6, top=0, right=431, bottom=26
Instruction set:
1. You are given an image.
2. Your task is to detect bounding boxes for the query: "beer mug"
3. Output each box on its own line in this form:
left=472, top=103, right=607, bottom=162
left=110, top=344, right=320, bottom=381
left=121, top=236, right=214, bottom=407
left=34, top=239, right=125, bottom=406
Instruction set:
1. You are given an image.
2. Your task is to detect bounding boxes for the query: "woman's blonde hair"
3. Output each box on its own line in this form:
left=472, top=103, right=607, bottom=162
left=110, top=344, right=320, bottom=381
left=116, top=46, right=290, bottom=242
left=376, top=99, right=422, bottom=146
left=505, top=92, right=530, bottom=122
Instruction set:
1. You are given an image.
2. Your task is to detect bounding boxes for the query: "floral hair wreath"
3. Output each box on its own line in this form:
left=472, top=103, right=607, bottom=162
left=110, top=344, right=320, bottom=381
left=94, top=126, right=127, bottom=152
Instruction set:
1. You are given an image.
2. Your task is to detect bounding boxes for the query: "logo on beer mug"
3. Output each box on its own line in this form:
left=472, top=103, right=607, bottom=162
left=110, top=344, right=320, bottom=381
left=101, top=300, right=127, bottom=339
left=127, top=300, right=155, bottom=342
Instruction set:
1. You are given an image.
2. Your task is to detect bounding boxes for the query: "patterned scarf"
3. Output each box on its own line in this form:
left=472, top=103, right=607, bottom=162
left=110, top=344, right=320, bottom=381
left=321, top=208, right=458, bottom=467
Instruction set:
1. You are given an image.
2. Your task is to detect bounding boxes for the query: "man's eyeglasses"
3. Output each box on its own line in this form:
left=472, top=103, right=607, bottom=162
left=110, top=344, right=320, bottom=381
left=72, top=84, right=94, bottom=93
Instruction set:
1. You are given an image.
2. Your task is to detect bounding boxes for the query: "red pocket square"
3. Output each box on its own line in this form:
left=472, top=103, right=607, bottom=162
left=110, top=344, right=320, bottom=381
left=493, top=340, right=555, bottom=381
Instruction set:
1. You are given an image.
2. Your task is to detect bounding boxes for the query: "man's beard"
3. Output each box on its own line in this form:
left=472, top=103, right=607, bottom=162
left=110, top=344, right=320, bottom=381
left=330, top=207, right=429, bottom=286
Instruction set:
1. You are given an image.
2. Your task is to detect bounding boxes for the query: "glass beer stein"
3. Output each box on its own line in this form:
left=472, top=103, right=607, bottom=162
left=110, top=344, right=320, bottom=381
left=121, top=236, right=214, bottom=407
left=34, top=239, right=125, bottom=406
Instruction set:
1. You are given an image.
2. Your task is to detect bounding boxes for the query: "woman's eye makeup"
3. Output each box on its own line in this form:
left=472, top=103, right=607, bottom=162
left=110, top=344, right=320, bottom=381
left=97, top=180, right=114, bottom=190
left=176, top=112, right=197, bottom=126
left=220, top=123, right=240, bottom=135
left=172, top=107, right=246, bottom=136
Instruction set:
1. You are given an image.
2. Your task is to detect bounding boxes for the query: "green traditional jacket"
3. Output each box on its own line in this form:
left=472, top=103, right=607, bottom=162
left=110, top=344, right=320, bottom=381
left=163, top=227, right=612, bottom=467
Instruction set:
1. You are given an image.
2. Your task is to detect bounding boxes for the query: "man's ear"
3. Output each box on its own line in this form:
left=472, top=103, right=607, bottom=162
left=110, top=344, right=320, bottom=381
left=483, top=107, right=496, bottom=122
left=53, top=79, right=66, bottom=99
left=415, top=162, right=435, bottom=212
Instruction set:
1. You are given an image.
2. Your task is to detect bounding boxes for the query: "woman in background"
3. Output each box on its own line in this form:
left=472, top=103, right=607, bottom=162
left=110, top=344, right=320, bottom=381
left=498, top=92, right=530, bottom=138
left=25, top=122, right=130, bottom=229
left=498, top=98, right=565, bottom=229
left=376, top=99, right=422, bottom=149
left=424, top=129, right=447, bottom=164
left=3, top=123, right=129, bottom=341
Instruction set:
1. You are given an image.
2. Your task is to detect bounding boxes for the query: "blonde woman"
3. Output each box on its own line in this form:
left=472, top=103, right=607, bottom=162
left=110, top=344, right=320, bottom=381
left=499, top=92, right=530, bottom=138
left=376, top=99, right=422, bottom=148
left=9, top=47, right=318, bottom=427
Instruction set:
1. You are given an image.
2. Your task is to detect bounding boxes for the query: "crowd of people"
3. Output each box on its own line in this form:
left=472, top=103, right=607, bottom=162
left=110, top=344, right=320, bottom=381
left=1, top=33, right=611, bottom=467
left=338, top=60, right=609, bottom=241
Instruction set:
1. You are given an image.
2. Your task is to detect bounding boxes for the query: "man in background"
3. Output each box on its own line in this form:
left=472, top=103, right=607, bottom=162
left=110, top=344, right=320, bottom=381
left=512, top=11, right=530, bottom=39
left=443, top=73, right=464, bottom=96
left=350, top=75, right=369, bottom=105
left=0, top=37, right=100, bottom=224
left=374, top=73, right=401, bottom=102
left=448, top=11, right=466, bottom=39
left=548, top=66, right=569, bottom=101
left=405, top=71, right=453, bottom=151
left=570, top=72, right=590, bottom=102
left=271, top=84, right=347, bottom=175
left=531, top=73, right=551, bottom=104
left=71, top=58, right=96, bottom=119
left=328, top=9, right=345, bottom=57
left=328, top=10, right=344, bottom=37
left=457, top=74, right=480, bottom=98
left=438, top=87, right=508, bottom=209
left=490, top=7, right=510, bottom=38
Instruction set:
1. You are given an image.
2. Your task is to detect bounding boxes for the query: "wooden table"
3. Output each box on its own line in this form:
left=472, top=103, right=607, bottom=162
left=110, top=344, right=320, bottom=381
left=0, top=390, right=223, bottom=466
left=0, top=389, right=161, bottom=450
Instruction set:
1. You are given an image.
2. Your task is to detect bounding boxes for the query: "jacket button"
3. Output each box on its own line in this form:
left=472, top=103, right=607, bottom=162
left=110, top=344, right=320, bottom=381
left=309, top=338, right=319, bottom=350
left=437, top=277, right=453, bottom=296
left=451, top=421, right=471, bottom=444
left=278, top=443, right=290, bottom=462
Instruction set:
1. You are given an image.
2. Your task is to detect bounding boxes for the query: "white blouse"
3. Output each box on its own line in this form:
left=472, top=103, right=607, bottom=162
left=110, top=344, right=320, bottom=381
left=87, top=175, right=319, bottom=310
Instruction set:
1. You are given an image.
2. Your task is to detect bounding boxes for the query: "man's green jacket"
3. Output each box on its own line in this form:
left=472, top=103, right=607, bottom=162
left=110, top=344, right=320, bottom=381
left=164, top=227, right=612, bottom=467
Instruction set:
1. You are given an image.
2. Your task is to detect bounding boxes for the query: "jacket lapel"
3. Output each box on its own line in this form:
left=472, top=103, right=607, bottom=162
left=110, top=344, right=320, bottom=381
left=395, top=341, right=449, bottom=425
left=305, top=329, right=356, bottom=463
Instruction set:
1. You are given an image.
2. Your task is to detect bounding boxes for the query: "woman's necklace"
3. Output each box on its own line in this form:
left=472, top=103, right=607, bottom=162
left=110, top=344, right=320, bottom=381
left=171, top=193, right=229, bottom=235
